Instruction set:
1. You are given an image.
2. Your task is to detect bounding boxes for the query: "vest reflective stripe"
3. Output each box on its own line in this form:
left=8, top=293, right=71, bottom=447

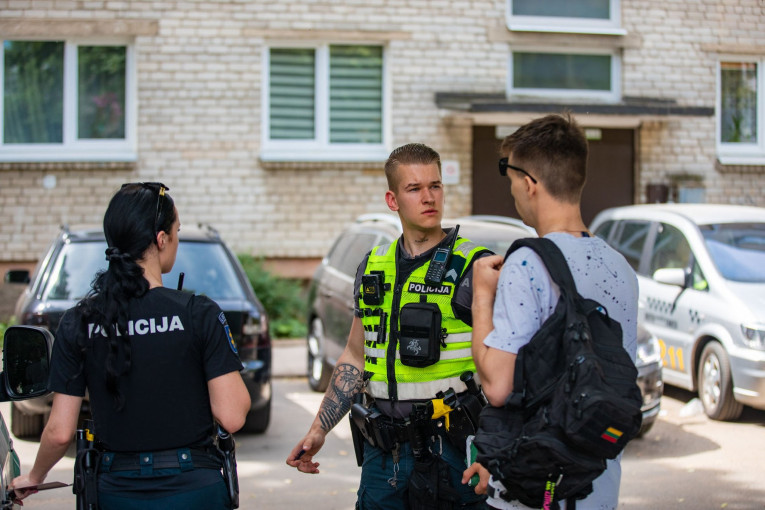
left=364, top=345, right=473, bottom=361
left=364, top=330, right=471, bottom=345
left=444, top=332, right=471, bottom=345
left=359, top=236, right=488, bottom=400
left=367, top=375, right=475, bottom=401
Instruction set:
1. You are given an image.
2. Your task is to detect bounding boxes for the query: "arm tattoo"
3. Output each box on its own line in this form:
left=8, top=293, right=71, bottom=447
left=318, top=363, right=363, bottom=432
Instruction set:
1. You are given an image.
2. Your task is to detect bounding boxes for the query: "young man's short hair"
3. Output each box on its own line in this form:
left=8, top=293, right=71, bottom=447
left=500, top=113, right=588, bottom=203
left=384, top=143, right=441, bottom=191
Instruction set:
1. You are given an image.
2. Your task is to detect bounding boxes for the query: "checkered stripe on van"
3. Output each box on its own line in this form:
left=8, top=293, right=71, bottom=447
left=646, top=296, right=675, bottom=315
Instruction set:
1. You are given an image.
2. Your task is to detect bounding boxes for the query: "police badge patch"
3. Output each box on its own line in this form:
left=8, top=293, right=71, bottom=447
left=218, top=312, right=238, bottom=354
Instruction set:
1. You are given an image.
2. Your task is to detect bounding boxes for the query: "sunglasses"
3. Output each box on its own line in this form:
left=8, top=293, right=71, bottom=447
left=121, top=182, right=170, bottom=233
left=498, top=158, right=537, bottom=184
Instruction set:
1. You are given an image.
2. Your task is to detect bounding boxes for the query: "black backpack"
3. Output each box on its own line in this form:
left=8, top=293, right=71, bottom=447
left=473, top=237, right=643, bottom=509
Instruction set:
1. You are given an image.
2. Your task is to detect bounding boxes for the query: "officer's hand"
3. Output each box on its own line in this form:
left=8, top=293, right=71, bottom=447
left=286, top=432, right=325, bottom=474
left=11, top=474, right=41, bottom=503
left=462, top=462, right=490, bottom=495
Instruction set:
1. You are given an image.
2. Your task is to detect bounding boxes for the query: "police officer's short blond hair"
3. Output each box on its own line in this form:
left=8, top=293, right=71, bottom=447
left=384, top=143, right=441, bottom=191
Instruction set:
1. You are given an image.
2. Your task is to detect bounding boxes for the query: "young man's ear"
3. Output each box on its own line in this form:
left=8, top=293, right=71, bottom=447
left=385, top=190, right=399, bottom=212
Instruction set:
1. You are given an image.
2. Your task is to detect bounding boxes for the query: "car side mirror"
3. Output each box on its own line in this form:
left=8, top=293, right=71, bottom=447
left=0, top=326, right=53, bottom=402
left=4, top=269, right=30, bottom=284
left=653, top=268, right=686, bottom=287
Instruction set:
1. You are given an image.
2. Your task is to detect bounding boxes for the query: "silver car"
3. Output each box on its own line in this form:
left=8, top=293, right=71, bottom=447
left=591, top=204, right=765, bottom=421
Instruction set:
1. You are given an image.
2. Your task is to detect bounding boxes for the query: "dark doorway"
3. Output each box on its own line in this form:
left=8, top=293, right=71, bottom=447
left=471, top=125, right=635, bottom=226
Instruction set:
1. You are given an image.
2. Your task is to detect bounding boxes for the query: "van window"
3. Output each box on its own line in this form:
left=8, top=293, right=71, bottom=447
left=649, top=224, right=691, bottom=275
left=593, top=220, right=616, bottom=241
left=700, top=222, right=765, bottom=283
left=611, top=220, right=651, bottom=272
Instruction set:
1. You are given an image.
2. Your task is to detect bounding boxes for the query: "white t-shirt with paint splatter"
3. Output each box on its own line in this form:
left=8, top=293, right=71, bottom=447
left=483, top=232, right=639, bottom=510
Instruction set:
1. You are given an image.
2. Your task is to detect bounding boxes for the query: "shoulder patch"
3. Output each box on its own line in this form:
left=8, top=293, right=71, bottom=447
left=218, top=312, right=237, bottom=354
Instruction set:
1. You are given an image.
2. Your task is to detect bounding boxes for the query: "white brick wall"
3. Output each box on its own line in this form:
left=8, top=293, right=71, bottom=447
left=1, top=0, right=764, bottom=267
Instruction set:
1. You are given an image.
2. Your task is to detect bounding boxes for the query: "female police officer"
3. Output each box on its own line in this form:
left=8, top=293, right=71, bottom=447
left=12, top=182, right=251, bottom=509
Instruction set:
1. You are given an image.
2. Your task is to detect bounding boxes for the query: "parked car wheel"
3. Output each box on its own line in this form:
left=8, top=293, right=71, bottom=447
left=11, top=403, right=43, bottom=439
left=307, top=317, right=332, bottom=392
left=242, top=393, right=272, bottom=434
left=636, top=418, right=655, bottom=438
left=698, top=342, right=743, bottom=421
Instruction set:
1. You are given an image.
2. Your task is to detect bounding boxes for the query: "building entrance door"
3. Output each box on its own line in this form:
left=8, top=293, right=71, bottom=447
left=471, top=125, right=635, bottom=226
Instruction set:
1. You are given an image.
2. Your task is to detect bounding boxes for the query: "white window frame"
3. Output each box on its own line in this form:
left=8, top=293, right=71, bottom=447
left=506, top=0, right=625, bottom=35
left=0, top=37, right=136, bottom=163
left=508, top=47, right=622, bottom=103
left=716, top=57, right=765, bottom=165
left=260, top=42, right=390, bottom=163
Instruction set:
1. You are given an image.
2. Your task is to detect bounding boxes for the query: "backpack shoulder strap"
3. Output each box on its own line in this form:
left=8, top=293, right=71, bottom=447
left=504, top=237, right=578, bottom=296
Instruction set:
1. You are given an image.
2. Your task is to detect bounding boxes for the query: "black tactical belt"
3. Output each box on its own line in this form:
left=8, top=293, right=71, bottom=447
left=99, top=447, right=222, bottom=473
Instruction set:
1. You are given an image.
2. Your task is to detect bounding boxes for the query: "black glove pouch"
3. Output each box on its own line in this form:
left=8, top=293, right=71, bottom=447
left=398, top=302, right=442, bottom=368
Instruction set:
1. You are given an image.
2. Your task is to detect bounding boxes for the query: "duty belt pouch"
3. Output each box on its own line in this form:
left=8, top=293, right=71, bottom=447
left=399, top=302, right=442, bottom=367
left=408, top=455, right=460, bottom=510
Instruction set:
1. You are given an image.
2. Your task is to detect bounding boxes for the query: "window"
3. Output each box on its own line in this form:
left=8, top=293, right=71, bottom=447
left=609, top=220, right=651, bottom=273
left=507, top=0, right=624, bottom=35
left=509, top=49, right=620, bottom=101
left=649, top=224, right=691, bottom=275
left=1, top=39, right=135, bottom=162
left=717, top=60, right=765, bottom=164
left=327, top=231, right=378, bottom=278
left=262, top=44, right=388, bottom=162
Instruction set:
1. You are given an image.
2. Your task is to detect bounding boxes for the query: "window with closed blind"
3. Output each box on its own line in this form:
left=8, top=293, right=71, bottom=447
left=262, top=44, right=387, bottom=162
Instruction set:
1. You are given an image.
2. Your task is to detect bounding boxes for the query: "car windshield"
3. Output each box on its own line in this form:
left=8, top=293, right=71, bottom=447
left=700, top=222, right=765, bottom=283
left=44, top=241, right=107, bottom=300
left=164, top=241, right=246, bottom=300
left=43, top=239, right=246, bottom=301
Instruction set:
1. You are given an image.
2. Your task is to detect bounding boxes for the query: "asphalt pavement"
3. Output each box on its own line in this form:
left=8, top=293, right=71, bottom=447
left=273, top=338, right=308, bottom=378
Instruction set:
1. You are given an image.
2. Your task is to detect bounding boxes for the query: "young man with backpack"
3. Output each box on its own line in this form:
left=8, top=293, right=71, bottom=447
left=463, top=113, right=640, bottom=510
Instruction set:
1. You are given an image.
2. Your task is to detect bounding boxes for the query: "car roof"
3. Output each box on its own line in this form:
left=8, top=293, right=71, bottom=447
left=353, top=213, right=533, bottom=241
left=594, top=204, right=765, bottom=226
left=61, top=224, right=224, bottom=243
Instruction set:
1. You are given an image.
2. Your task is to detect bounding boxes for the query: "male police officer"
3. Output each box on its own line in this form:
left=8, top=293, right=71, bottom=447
left=287, top=143, right=489, bottom=509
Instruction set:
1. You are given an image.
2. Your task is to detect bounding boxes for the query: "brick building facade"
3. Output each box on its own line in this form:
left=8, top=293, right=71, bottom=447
left=1, top=1, right=764, bottom=277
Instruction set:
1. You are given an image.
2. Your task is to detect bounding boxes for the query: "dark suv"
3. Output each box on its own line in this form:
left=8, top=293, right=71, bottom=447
left=306, top=214, right=663, bottom=436
left=7, top=225, right=272, bottom=436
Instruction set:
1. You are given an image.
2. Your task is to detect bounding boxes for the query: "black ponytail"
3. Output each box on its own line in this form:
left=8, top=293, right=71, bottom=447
left=77, top=183, right=176, bottom=410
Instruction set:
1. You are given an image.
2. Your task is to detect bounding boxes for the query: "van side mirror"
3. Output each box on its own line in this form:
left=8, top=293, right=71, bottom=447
left=1, top=326, right=53, bottom=401
left=652, top=268, right=686, bottom=287
left=4, top=269, right=30, bottom=284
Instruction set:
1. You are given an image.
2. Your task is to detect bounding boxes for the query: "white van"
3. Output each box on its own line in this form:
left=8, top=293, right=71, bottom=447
left=590, top=204, right=765, bottom=420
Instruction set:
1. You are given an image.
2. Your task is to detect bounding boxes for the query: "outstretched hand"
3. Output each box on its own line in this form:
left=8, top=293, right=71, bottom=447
left=286, top=431, right=326, bottom=474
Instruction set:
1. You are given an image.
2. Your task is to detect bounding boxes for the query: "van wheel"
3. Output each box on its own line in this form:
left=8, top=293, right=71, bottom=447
left=11, top=404, right=43, bottom=439
left=698, top=342, right=743, bottom=421
left=307, top=317, right=332, bottom=392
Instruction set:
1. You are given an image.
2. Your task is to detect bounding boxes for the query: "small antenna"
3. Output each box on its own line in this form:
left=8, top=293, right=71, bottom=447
left=177, top=272, right=185, bottom=291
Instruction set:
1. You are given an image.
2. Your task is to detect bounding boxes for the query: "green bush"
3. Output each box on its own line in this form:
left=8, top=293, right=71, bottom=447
left=237, top=254, right=308, bottom=339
